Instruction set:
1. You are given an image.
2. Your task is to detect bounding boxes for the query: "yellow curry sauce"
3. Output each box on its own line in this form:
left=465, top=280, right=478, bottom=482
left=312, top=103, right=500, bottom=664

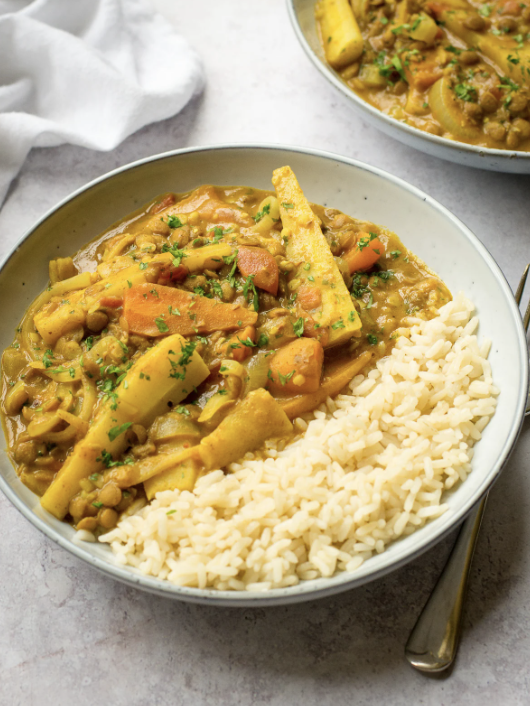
left=1, top=167, right=450, bottom=536
left=317, top=0, right=530, bottom=150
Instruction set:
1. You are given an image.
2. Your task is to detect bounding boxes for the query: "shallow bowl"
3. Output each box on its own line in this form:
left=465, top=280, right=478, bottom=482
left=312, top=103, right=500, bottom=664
left=287, top=0, right=530, bottom=173
left=0, top=144, right=527, bottom=606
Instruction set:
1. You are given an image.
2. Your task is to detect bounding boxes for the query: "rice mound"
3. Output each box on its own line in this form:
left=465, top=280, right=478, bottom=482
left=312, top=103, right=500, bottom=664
left=100, top=292, right=498, bottom=591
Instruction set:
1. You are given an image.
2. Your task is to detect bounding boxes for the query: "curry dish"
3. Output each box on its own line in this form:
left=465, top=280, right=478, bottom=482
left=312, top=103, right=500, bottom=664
left=316, top=0, right=530, bottom=150
left=1, top=167, right=450, bottom=536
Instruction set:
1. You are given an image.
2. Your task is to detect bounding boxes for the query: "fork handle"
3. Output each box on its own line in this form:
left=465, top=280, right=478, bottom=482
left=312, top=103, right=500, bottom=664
left=404, top=495, right=487, bottom=672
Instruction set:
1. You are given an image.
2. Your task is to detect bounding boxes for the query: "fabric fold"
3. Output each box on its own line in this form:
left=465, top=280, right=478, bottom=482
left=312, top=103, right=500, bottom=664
left=0, top=0, right=204, bottom=205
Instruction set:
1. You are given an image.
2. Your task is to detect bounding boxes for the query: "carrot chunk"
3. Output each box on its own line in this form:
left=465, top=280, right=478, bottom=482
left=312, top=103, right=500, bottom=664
left=237, top=246, right=279, bottom=295
left=123, top=283, right=257, bottom=337
left=221, top=325, right=256, bottom=362
left=267, top=338, right=324, bottom=395
left=343, top=232, right=385, bottom=273
left=151, top=193, right=176, bottom=214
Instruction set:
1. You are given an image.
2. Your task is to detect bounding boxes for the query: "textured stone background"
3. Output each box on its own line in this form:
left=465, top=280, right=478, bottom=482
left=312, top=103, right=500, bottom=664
left=1, top=1, right=530, bottom=704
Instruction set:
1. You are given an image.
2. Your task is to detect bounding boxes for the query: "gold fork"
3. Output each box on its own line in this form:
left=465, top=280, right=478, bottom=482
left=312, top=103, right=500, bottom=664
left=404, top=264, right=530, bottom=673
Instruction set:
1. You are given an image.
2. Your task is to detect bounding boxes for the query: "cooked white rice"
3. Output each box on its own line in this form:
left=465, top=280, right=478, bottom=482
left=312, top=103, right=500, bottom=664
left=100, top=292, right=498, bottom=591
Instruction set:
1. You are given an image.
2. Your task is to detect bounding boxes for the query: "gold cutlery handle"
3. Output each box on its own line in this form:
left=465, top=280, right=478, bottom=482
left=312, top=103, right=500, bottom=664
left=404, top=496, right=487, bottom=672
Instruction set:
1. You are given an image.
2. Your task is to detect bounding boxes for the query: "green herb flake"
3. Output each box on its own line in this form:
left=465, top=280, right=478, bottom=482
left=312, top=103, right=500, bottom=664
left=254, top=203, right=271, bottom=223
left=107, top=422, right=133, bottom=442
left=42, top=349, right=54, bottom=368
left=155, top=317, right=170, bottom=333
left=243, top=274, right=259, bottom=312
left=293, top=317, right=304, bottom=337
left=278, top=370, right=295, bottom=386
left=454, top=82, right=477, bottom=102
left=167, top=215, right=183, bottom=229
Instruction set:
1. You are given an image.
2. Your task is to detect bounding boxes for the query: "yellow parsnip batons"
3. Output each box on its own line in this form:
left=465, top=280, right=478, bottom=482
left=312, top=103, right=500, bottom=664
left=40, top=334, right=209, bottom=519
left=316, top=0, right=363, bottom=69
left=272, top=166, right=361, bottom=347
left=199, top=389, right=293, bottom=471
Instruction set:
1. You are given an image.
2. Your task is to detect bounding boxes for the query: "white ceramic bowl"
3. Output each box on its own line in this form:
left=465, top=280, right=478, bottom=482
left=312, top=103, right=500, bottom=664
left=287, top=0, right=530, bottom=173
left=0, top=145, right=527, bottom=606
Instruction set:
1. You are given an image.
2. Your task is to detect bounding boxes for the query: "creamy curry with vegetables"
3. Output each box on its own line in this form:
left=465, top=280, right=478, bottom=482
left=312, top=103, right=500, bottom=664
left=317, top=0, right=530, bottom=150
left=1, top=167, right=450, bottom=535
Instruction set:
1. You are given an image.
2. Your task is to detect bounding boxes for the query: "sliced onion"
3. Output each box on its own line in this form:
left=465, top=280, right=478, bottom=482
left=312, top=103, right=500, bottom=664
left=219, top=359, right=246, bottom=378
left=242, top=350, right=272, bottom=397
left=429, top=77, right=480, bottom=141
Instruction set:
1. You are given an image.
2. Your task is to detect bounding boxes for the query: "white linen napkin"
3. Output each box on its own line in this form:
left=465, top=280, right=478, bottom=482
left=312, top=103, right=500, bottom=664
left=0, top=0, right=204, bottom=205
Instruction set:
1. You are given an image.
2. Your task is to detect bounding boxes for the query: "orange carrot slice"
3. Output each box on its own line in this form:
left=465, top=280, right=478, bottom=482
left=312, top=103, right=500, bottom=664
left=343, top=232, right=385, bottom=273
left=237, top=246, right=279, bottom=295
left=123, top=283, right=257, bottom=337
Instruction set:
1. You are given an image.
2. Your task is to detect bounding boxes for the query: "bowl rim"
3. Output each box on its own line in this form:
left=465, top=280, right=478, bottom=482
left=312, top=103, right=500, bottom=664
left=286, top=0, right=530, bottom=164
left=0, top=142, right=527, bottom=607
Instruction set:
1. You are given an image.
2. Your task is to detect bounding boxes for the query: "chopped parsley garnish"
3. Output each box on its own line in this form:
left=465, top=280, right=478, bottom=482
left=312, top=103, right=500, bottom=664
left=209, top=280, right=224, bottom=298
left=243, top=274, right=259, bottom=312
left=282, top=202, right=294, bottom=209
left=254, top=203, right=271, bottom=222
left=240, top=337, right=257, bottom=347
left=278, top=370, right=295, bottom=386
left=107, top=422, right=133, bottom=442
left=155, top=317, right=169, bottom=333
left=331, top=319, right=345, bottom=330
left=177, top=341, right=197, bottom=368
left=293, top=317, right=304, bottom=337
left=351, top=273, right=369, bottom=299
left=139, top=262, right=148, bottom=270
left=175, top=406, right=190, bottom=415
left=498, top=76, right=520, bottom=91
left=96, top=449, right=134, bottom=468
left=161, top=243, right=187, bottom=267
left=224, top=250, right=239, bottom=287
left=367, top=334, right=378, bottom=345
left=258, top=333, right=269, bottom=347
left=166, top=509, right=177, bottom=515
left=92, top=501, right=104, bottom=509
left=454, top=83, right=477, bottom=102
left=390, top=250, right=401, bottom=259
left=42, top=349, right=54, bottom=368
left=358, top=232, right=379, bottom=251
left=166, top=215, right=183, bottom=229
